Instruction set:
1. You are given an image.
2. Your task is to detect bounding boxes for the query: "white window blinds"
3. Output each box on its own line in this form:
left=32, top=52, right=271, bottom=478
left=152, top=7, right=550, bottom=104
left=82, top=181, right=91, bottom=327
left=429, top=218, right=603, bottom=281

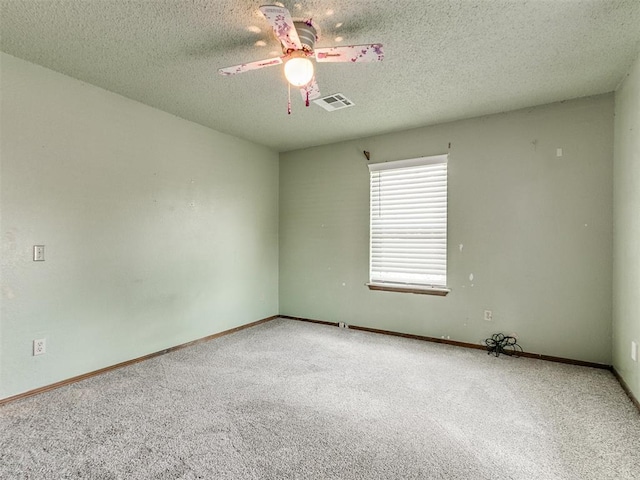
left=369, top=154, right=448, bottom=288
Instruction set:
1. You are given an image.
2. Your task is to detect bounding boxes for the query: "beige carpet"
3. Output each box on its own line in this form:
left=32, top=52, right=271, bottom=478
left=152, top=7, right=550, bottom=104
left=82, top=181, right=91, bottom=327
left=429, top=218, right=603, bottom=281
left=1, top=318, right=639, bottom=479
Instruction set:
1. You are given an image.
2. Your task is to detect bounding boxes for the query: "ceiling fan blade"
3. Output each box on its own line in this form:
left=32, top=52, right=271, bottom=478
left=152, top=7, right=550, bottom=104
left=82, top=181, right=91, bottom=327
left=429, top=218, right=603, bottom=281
left=300, top=78, right=321, bottom=101
left=259, top=5, right=302, bottom=51
left=218, top=56, right=283, bottom=76
left=315, top=44, right=384, bottom=63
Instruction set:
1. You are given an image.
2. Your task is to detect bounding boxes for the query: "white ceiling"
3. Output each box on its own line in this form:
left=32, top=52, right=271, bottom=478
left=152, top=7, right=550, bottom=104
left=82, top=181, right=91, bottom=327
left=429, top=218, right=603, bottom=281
left=1, top=1, right=639, bottom=152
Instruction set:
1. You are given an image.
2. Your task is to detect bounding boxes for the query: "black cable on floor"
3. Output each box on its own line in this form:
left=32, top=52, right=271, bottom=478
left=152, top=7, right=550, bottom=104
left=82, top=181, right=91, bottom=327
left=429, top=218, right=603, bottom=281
left=484, top=333, right=523, bottom=358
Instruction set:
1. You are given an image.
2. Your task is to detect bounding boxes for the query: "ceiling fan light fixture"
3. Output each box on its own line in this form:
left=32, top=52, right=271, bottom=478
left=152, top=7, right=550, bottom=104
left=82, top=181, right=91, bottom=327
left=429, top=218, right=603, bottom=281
left=284, top=56, right=314, bottom=87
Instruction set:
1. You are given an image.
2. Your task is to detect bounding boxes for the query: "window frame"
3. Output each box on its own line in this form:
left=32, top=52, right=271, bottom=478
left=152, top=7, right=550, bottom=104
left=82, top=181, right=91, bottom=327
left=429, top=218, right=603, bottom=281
left=367, top=154, right=450, bottom=296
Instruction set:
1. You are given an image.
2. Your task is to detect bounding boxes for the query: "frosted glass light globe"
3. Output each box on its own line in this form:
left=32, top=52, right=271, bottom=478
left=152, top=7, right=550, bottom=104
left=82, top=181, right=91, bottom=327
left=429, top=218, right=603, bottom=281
left=284, top=57, right=314, bottom=87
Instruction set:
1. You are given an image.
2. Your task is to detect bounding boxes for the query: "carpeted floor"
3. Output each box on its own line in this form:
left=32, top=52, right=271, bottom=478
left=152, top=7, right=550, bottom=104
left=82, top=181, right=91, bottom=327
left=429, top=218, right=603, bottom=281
left=1, top=318, right=639, bottom=479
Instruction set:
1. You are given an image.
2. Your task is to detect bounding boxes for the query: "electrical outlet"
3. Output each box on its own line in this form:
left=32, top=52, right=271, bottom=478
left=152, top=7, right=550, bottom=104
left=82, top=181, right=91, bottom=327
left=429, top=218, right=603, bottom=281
left=338, top=322, right=348, bottom=329
left=632, top=341, right=638, bottom=362
left=483, top=310, right=493, bottom=322
left=33, top=338, right=46, bottom=356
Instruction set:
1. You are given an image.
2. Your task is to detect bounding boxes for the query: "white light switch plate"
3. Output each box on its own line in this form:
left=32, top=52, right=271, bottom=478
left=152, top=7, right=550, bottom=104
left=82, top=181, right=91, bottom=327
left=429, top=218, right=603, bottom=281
left=33, top=245, right=45, bottom=261
left=632, top=341, right=638, bottom=362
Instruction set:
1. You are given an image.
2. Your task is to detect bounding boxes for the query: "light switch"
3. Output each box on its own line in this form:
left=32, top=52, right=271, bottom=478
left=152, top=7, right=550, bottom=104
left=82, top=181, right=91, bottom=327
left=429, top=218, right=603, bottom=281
left=33, top=245, right=45, bottom=261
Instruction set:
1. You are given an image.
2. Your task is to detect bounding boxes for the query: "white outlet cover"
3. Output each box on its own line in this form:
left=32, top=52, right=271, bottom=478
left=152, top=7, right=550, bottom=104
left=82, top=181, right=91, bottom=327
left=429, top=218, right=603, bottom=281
left=33, top=338, right=46, bottom=356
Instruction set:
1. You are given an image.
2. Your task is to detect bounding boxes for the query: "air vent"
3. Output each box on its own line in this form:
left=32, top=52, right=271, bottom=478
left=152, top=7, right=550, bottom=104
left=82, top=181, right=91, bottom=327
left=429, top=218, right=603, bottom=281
left=313, top=93, right=355, bottom=111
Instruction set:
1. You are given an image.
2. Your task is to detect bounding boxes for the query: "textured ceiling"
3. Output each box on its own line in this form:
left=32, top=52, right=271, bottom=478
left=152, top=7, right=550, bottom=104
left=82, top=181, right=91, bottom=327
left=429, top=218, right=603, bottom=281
left=1, top=1, right=639, bottom=152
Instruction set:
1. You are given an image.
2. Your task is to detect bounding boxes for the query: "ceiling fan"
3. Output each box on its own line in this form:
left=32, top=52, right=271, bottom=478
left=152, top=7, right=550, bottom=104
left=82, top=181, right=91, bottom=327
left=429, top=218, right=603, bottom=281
left=219, top=4, right=384, bottom=113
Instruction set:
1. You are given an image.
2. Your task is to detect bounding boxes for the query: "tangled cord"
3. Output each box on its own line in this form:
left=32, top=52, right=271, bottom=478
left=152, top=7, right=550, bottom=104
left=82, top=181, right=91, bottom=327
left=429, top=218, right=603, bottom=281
left=485, top=333, right=523, bottom=358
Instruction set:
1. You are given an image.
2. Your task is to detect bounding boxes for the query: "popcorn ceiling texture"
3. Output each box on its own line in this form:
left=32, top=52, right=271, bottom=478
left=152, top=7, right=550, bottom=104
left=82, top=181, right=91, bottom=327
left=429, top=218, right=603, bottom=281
left=1, top=0, right=639, bottom=151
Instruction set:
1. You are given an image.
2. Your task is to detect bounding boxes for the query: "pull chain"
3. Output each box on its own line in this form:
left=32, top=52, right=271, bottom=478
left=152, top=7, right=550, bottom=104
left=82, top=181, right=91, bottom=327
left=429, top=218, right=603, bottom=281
left=306, top=90, right=310, bottom=107
left=287, top=83, right=291, bottom=115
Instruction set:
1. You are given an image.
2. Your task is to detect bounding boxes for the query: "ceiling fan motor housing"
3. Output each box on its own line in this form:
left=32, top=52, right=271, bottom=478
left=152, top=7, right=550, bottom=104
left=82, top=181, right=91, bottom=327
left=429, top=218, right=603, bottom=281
left=293, top=21, right=317, bottom=53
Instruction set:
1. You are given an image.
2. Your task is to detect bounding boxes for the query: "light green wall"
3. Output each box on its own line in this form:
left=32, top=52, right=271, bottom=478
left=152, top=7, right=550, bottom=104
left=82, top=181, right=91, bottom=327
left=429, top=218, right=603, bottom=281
left=0, top=53, right=279, bottom=399
left=613, top=51, right=640, bottom=399
left=0, top=50, right=625, bottom=400
left=280, top=95, right=614, bottom=364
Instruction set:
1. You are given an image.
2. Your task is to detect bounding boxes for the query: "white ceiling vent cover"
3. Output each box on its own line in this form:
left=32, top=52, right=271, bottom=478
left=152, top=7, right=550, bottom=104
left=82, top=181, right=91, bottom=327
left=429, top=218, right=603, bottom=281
left=313, top=93, right=355, bottom=111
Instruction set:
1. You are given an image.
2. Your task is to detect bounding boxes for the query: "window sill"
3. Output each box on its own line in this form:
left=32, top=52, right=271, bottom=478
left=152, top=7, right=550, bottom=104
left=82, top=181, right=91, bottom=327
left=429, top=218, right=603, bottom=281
left=366, top=283, right=450, bottom=296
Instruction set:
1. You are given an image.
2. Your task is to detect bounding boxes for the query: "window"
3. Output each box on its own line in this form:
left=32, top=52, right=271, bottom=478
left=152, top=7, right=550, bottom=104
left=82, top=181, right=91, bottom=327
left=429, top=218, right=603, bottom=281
left=368, top=154, right=449, bottom=295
